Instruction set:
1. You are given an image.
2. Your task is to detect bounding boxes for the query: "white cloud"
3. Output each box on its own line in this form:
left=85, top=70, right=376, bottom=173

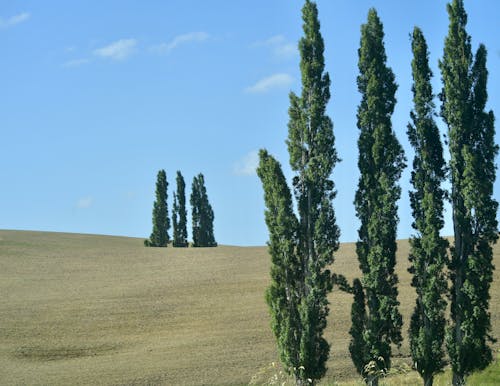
left=233, top=150, right=259, bottom=176
left=94, top=39, right=137, bottom=60
left=62, top=58, right=90, bottom=68
left=0, top=12, right=30, bottom=29
left=274, top=42, right=296, bottom=58
left=253, top=34, right=297, bottom=59
left=150, top=31, right=209, bottom=54
left=76, top=196, right=93, bottom=209
left=245, top=73, right=293, bottom=94
left=261, top=35, right=286, bottom=46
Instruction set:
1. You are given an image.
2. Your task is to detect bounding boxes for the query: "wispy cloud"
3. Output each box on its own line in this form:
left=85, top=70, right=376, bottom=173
left=62, top=58, right=90, bottom=68
left=245, top=73, right=293, bottom=94
left=150, top=31, right=209, bottom=54
left=253, top=35, right=297, bottom=59
left=124, top=191, right=137, bottom=200
left=0, top=12, right=30, bottom=29
left=76, top=196, right=93, bottom=209
left=233, top=150, right=259, bottom=176
left=94, top=38, right=137, bottom=60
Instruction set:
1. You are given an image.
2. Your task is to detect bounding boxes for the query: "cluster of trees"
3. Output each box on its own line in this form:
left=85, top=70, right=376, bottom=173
left=145, top=170, right=217, bottom=248
left=257, top=1, right=497, bottom=386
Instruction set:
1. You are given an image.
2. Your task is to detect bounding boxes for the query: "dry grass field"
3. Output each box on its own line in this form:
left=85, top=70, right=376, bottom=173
left=0, top=230, right=498, bottom=385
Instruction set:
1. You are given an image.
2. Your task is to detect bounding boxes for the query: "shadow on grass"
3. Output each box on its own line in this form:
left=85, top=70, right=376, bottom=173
left=14, top=343, right=122, bottom=362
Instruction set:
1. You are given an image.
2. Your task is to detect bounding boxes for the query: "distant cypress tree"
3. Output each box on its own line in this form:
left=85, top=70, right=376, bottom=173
left=172, top=171, right=188, bottom=247
left=257, top=1, right=341, bottom=384
left=350, top=9, right=405, bottom=386
left=439, top=1, right=499, bottom=384
left=172, top=193, right=179, bottom=245
left=190, top=175, right=201, bottom=247
left=407, top=27, right=448, bottom=386
left=190, top=173, right=217, bottom=247
left=145, top=169, right=170, bottom=247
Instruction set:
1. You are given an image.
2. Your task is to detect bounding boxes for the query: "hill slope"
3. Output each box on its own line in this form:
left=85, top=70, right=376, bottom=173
left=0, top=230, right=498, bottom=385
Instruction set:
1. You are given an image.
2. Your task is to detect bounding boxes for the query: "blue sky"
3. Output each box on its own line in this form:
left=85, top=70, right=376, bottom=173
left=2, top=1, right=499, bottom=246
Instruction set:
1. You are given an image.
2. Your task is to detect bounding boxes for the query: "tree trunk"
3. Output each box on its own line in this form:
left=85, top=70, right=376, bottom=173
left=452, top=265, right=464, bottom=385
left=452, top=372, right=465, bottom=386
left=366, top=375, right=378, bottom=386
left=424, top=375, right=433, bottom=386
left=295, top=376, right=313, bottom=386
left=451, top=187, right=465, bottom=386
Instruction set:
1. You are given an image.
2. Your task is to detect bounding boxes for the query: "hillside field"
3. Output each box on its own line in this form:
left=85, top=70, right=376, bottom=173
left=0, top=230, right=498, bottom=385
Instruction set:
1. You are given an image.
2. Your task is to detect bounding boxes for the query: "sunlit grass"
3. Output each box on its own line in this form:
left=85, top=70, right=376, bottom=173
left=327, top=354, right=500, bottom=386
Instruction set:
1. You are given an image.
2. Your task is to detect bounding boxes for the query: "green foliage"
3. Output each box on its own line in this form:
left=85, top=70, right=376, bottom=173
left=407, top=27, right=448, bottom=386
left=349, top=278, right=367, bottom=377
left=172, top=194, right=179, bottom=246
left=351, top=8, right=405, bottom=383
left=258, top=1, right=340, bottom=384
left=172, top=171, right=188, bottom=247
left=145, top=169, right=170, bottom=247
left=467, top=356, right=500, bottom=385
left=257, top=150, right=301, bottom=381
left=190, top=173, right=217, bottom=247
left=439, top=1, right=498, bottom=384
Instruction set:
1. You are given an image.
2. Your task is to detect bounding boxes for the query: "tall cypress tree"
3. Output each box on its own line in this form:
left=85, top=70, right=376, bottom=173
left=257, top=150, right=302, bottom=382
left=439, top=1, right=498, bottom=384
left=172, top=171, right=188, bottom=247
left=257, top=1, right=340, bottom=384
left=190, top=173, right=217, bottom=247
left=145, top=169, right=170, bottom=247
left=407, top=27, right=448, bottom=386
left=350, top=9, right=405, bottom=386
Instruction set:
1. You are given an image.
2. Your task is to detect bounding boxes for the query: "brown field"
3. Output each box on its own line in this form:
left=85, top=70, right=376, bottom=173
left=0, top=230, right=498, bottom=385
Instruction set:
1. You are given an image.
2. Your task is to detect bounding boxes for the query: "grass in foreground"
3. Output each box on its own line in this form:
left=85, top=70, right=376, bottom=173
left=0, top=230, right=498, bottom=385
left=252, top=356, right=500, bottom=385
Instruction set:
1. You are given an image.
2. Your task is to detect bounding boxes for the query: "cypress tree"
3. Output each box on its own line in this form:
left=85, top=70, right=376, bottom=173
left=257, top=150, right=302, bottom=382
left=145, top=169, right=170, bottom=247
left=172, top=171, right=188, bottom=247
left=190, top=173, right=217, bottom=247
left=407, top=27, right=448, bottom=386
left=257, top=1, right=340, bottom=384
left=350, top=9, right=405, bottom=386
left=439, top=1, right=498, bottom=384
